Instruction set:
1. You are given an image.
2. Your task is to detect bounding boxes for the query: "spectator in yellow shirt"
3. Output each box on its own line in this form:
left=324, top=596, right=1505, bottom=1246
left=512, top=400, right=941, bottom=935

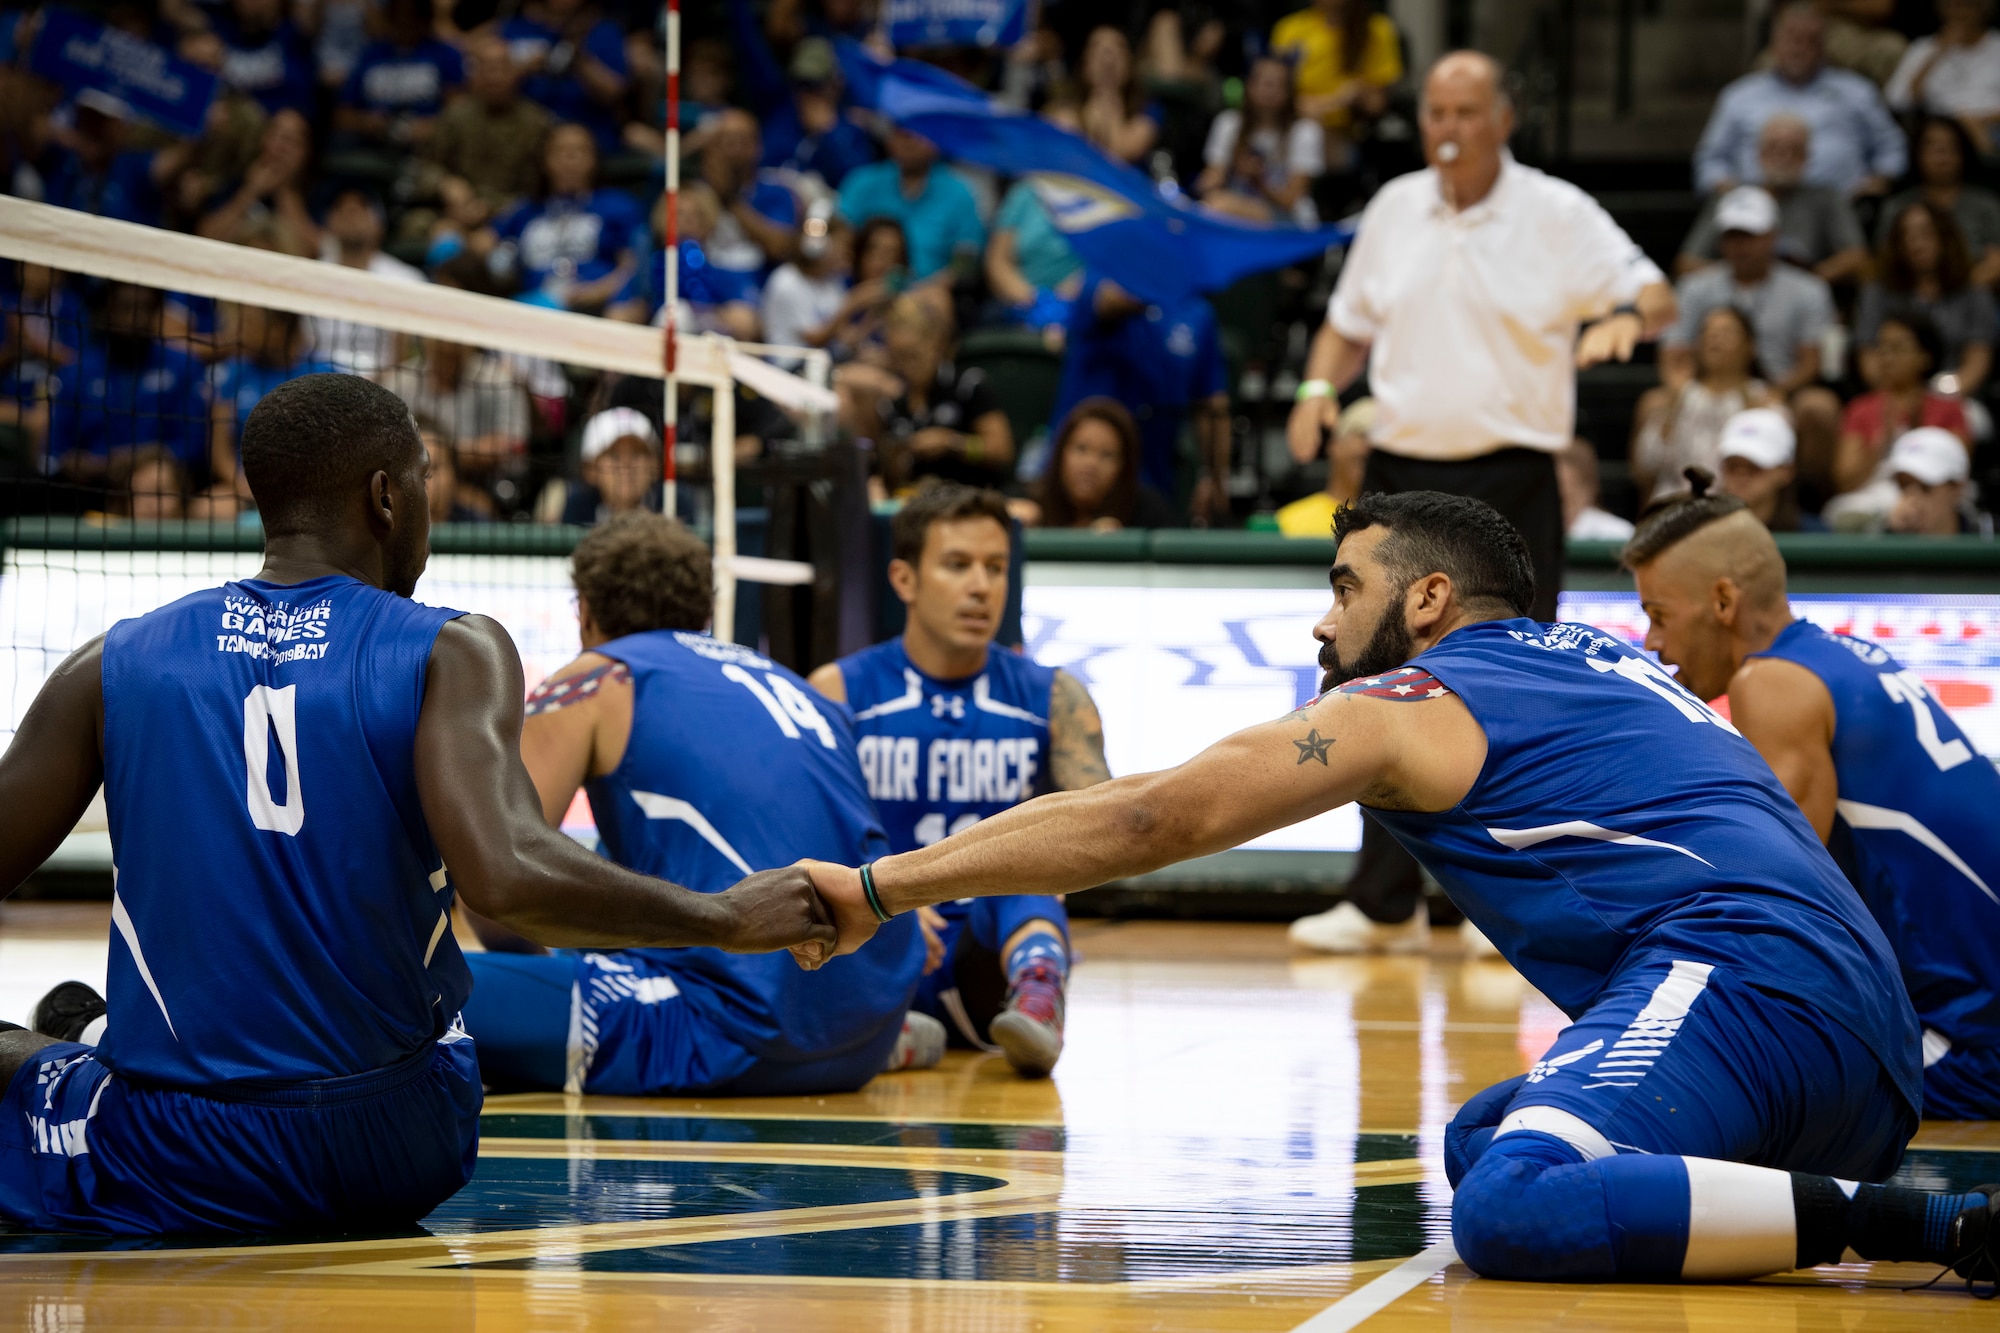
left=1271, top=0, right=1404, bottom=166
left=1275, top=398, right=1373, bottom=536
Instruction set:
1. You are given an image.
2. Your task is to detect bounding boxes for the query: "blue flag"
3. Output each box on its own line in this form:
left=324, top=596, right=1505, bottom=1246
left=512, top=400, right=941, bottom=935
left=30, top=10, right=218, bottom=139
left=841, top=46, right=1351, bottom=305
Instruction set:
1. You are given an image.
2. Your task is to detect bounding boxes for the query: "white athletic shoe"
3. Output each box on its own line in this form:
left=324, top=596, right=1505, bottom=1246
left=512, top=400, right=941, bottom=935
left=883, top=1011, right=946, bottom=1072
left=1287, top=901, right=1430, bottom=954
left=1459, top=919, right=1502, bottom=959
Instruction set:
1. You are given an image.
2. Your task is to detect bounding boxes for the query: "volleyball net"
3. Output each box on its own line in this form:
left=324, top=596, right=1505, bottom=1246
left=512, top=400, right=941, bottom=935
left=0, top=196, right=835, bottom=766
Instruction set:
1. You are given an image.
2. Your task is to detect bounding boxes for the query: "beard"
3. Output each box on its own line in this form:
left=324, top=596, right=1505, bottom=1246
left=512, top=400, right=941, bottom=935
left=1319, top=604, right=1416, bottom=693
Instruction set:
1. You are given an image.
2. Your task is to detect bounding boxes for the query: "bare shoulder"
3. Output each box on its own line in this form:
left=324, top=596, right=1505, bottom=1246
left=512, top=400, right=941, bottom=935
left=806, top=661, right=847, bottom=704
left=1293, top=672, right=1485, bottom=812
left=430, top=614, right=521, bottom=681
left=1727, top=656, right=1833, bottom=740
left=525, top=650, right=633, bottom=721
left=1047, top=669, right=1110, bottom=789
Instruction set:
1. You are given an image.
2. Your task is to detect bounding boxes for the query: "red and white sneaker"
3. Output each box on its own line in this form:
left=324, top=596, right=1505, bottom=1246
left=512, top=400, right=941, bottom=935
left=990, top=961, right=1065, bottom=1078
left=883, top=1011, right=946, bottom=1072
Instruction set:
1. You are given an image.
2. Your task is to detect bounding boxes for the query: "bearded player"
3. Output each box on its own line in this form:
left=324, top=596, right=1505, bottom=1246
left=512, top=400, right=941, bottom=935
left=1626, top=474, right=2000, bottom=1119
left=808, top=484, right=1110, bottom=1077
left=784, top=491, right=1996, bottom=1292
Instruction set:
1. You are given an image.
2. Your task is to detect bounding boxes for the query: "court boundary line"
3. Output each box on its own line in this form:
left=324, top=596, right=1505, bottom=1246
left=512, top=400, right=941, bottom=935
left=1289, top=1240, right=1459, bottom=1332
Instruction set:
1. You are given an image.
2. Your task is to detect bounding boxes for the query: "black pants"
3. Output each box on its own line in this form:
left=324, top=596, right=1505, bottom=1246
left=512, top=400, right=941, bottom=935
left=1344, top=447, right=1564, bottom=922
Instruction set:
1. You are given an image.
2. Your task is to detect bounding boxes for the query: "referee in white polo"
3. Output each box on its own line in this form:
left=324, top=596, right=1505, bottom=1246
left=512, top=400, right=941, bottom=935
left=1285, top=49, right=1677, bottom=953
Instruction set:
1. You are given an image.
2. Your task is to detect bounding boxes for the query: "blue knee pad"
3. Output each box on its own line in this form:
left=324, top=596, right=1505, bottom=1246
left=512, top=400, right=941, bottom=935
left=1452, top=1132, right=1694, bottom=1282
left=1445, top=1072, right=1529, bottom=1188
left=966, top=895, right=1068, bottom=953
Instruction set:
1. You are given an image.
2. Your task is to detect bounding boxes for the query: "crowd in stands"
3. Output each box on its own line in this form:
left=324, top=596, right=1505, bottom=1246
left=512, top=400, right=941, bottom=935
left=0, top=0, right=1995, bottom=540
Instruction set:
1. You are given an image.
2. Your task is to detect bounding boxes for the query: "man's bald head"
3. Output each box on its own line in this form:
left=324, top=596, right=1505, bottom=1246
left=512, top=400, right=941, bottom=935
left=1624, top=493, right=1793, bottom=700
left=1421, top=51, right=1513, bottom=188
left=1423, top=51, right=1505, bottom=110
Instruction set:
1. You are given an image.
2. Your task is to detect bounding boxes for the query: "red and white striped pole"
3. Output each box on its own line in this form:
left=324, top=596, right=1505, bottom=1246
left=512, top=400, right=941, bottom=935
left=661, top=0, right=680, bottom=516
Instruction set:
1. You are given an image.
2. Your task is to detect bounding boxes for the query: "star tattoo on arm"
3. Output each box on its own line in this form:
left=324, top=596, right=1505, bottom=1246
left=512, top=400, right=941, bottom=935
left=1292, top=728, right=1333, bottom=765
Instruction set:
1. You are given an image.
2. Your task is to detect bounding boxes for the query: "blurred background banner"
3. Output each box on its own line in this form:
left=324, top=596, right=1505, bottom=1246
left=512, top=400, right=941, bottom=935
left=883, top=0, right=1026, bottom=53
left=27, top=10, right=217, bottom=139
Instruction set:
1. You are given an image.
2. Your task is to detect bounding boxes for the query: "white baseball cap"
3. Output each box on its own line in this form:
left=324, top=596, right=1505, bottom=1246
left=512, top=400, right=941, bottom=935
left=580, top=407, right=659, bottom=464
left=1887, top=426, right=1971, bottom=486
left=1718, top=408, right=1796, bottom=470
left=1715, top=186, right=1780, bottom=236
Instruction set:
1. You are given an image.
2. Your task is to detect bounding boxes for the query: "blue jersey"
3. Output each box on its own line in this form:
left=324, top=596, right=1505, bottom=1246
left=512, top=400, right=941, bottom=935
left=1364, top=620, right=1921, bottom=1113
left=584, top=631, right=921, bottom=1061
left=1755, top=618, right=2000, bottom=1049
left=98, top=576, right=469, bottom=1090
left=835, top=638, right=1057, bottom=853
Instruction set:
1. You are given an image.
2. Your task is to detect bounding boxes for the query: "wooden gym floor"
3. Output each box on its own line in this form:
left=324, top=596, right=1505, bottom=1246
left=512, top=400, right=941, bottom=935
left=0, top=903, right=1994, bottom=1330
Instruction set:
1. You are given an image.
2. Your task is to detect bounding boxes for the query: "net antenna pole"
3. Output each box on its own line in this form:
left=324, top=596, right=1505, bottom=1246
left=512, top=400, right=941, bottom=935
left=661, top=0, right=679, bottom=519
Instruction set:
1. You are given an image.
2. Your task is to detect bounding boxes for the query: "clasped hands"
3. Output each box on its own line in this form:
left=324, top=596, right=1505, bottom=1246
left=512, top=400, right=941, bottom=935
left=706, top=861, right=890, bottom=970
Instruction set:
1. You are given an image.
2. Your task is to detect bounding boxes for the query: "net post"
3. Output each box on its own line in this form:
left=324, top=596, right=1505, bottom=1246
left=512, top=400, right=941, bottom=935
left=713, top=367, right=737, bottom=644
left=661, top=0, right=680, bottom=517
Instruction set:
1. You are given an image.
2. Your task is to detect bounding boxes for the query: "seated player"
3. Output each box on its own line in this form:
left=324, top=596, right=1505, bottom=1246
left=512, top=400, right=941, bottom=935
left=457, top=512, right=928, bottom=1095
left=807, top=484, right=1111, bottom=1078
left=0, top=375, right=830, bottom=1236
left=1625, top=475, right=2000, bottom=1119
left=791, top=491, right=1997, bottom=1291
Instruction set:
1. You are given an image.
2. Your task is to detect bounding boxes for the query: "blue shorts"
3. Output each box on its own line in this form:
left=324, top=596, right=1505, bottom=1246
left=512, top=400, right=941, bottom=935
left=1446, top=954, right=1916, bottom=1188
left=912, top=895, right=1067, bottom=1047
left=462, top=950, right=904, bottom=1098
left=1923, top=1037, right=2000, bottom=1119
left=0, top=1030, right=481, bottom=1235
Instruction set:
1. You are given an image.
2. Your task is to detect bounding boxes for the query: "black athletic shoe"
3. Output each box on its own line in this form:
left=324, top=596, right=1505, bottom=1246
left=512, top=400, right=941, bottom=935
left=32, top=981, right=105, bottom=1043
left=1948, top=1184, right=1998, bottom=1298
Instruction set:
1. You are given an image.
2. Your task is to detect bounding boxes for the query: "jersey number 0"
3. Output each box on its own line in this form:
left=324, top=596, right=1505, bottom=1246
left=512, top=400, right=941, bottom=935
left=244, top=684, right=305, bottom=836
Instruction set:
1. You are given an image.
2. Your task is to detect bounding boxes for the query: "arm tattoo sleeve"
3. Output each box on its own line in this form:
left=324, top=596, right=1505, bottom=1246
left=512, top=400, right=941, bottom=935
left=524, top=660, right=631, bottom=717
left=1047, top=670, right=1112, bottom=790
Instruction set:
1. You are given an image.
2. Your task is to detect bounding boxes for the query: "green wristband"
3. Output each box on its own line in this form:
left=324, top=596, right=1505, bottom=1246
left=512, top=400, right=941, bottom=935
left=858, top=863, right=892, bottom=923
left=1296, top=379, right=1335, bottom=402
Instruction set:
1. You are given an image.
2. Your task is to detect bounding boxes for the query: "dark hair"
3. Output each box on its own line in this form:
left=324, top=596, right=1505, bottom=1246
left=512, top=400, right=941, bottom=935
left=1875, top=305, right=1946, bottom=375
left=1881, top=198, right=1972, bottom=295
left=1335, top=0, right=1373, bottom=74
left=1034, top=397, right=1141, bottom=528
left=1697, top=304, right=1767, bottom=381
left=570, top=511, right=714, bottom=638
left=431, top=250, right=513, bottom=299
left=242, top=373, right=420, bottom=533
left=891, top=481, right=1011, bottom=566
left=1244, top=53, right=1301, bottom=130
left=1332, top=491, right=1536, bottom=617
left=852, top=216, right=909, bottom=280
left=1621, top=468, right=1747, bottom=567
left=1914, top=114, right=1976, bottom=188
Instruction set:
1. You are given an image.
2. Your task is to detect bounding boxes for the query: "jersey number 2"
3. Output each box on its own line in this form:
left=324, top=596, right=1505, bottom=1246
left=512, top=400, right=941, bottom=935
left=1879, top=670, right=1973, bottom=772
left=244, top=684, right=305, bottom=835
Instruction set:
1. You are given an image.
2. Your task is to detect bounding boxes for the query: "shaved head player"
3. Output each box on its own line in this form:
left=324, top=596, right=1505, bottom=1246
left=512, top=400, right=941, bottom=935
left=779, top=490, right=1996, bottom=1292
left=1627, top=476, right=2000, bottom=1120
left=0, top=374, right=832, bottom=1236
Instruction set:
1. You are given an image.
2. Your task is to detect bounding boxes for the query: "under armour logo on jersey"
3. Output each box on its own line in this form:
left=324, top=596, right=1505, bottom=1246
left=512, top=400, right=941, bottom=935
left=1525, top=1039, right=1603, bottom=1084
left=931, top=693, right=965, bottom=719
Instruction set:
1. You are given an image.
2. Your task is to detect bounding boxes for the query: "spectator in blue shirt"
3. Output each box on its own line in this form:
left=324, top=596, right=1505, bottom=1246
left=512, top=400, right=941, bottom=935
left=45, top=283, right=211, bottom=485
left=334, top=0, right=465, bottom=150
left=759, top=37, right=876, bottom=189
left=485, top=122, right=643, bottom=314
left=1051, top=275, right=1230, bottom=520
left=502, top=0, right=630, bottom=152
left=208, top=303, right=341, bottom=498
left=214, top=0, right=316, bottom=118
left=37, top=93, right=194, bottom=229
left=1694, top=2, right=1907, bottom=197
left=837, top=128, right=986, bottom=282
left=607, top=183, right=759, bottom=337
left=698, top=108, right=800, bottom=281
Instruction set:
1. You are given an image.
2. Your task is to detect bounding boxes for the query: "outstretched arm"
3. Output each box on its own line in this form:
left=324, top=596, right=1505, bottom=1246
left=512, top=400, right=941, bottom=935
left=416, top=616, right=832, bottom=954
left=1046, top=669, right=1110, bottom=790
left=0, top=638, right=105, bottom=899
left=804, top=686, right=1485, bottom=955
left=1727, top=656, right=1839, bottom=842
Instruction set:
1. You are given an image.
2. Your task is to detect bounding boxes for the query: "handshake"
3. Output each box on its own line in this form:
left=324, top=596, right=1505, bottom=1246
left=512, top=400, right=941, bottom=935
left=707, top=862, right=892, bottom=969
